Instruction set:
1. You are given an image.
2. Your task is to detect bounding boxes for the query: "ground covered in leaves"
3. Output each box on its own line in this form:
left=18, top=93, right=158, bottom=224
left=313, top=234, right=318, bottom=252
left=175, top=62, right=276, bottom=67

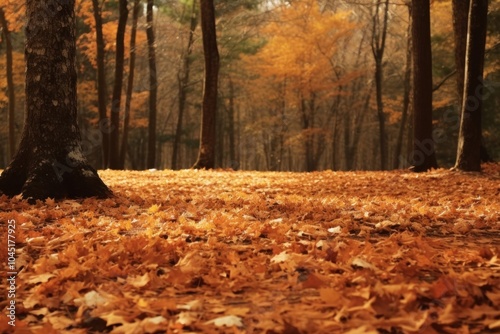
left=1, top=164, right=499, bottom=333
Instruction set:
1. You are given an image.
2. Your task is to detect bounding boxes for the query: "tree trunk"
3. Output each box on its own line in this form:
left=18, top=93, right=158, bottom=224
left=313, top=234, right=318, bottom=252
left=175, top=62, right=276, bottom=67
left=393, top=8, right=412, bottom=169
left=91, top=0, right=110, bottom=168
left=172, top=1, right=198, bottom=170
left=109, top=0, right=128, bottom=169
left=410, top=0, right=438, bottom=172
left=193, top=0, right=219, bottom=169
left=0, top=0, right=111, bottom=201
left=227, top=78, right=238, bottom=170
left=452, top=0, right=493, bottom=164
left=119, top=0, right=140, bottom=169
left=0, top=7, right=16, bottom=159
left=452, top=0, right=469, bottom=103
left=146, top=0, right=157, bottom=169
left=454, top=0, right=488, bottom=171
left=371, top=0, right=390, bottom=170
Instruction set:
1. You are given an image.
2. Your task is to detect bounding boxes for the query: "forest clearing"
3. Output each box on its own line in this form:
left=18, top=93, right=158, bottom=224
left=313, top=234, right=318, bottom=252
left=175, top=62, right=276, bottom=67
left=1, top=165, right=499, bottom=333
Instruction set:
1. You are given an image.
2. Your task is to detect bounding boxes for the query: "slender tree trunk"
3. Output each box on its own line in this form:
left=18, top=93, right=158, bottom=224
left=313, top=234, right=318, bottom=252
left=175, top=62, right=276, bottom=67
left=394, top=9, right=412, bottom=169
left=0, top=8, right=16, bottom=159
left=227, top=78, right=238, bottom=169
left=119, top=0, right=140, bottom=169
left=454, top=0, right=488, bottom=171
left=172, top=1, right=198, bottom=170
left=146, top=0, right=157, bottom=169
left=410, top=0, right=438, bottom=172
left=91, top=0, right=110, bottom=168
left=109, top=0, right=128, bottom=169
left=193, top=0, right=219, bottom=169
left=0, top=0, right=111, bottom=201
left=371, top=0, right=390, bottom=170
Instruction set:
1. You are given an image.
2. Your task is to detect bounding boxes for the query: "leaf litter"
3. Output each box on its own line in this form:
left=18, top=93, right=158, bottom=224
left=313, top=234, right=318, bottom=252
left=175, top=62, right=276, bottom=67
left=0, top=164, right=499, bottom=333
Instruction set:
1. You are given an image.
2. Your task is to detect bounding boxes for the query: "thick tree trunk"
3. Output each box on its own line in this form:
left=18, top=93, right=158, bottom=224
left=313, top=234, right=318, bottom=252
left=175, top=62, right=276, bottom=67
left=409, top=0, right=438, bottom=172
left=109, top=0, right=128, bottom=169
left=452, top=0, right=469, bottom=102
left=172, top=1, right=198, bottom=170
left=193, top=0, right=219, bottom=169
left=91, top=0, right=110, bottom=168
left=454, top=0, right=488, bottom=171
left=0, top=0, right=111, bottom=201
left=452, top=0, right=492, bottom=165
left=146, top=0, right=157, bottom=169
left=119, top=0, right=140, bottom=169
left=0, top=7, right=16, bottom=159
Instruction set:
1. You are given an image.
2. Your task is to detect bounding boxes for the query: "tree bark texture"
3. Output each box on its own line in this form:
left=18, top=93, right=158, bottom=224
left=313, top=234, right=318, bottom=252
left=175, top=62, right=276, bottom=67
left=410, top=0, right=438, bottom=172
left=454, top=0, right=488, bottom=171
left=146, top=0, right=157, bottom=169
left=452, top=0, right=493, bottom=164
left=193, top=0, right=219, bottom=169
left=91, top=0, right=110, bottom=168
left=0, top=0, right=111, bottom=201
left=109, top=0, right=128, bottom=169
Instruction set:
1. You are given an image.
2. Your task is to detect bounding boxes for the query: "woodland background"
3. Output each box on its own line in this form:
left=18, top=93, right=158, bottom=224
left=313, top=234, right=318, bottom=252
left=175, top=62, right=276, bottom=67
left=0, top=0, right=499, bottom=171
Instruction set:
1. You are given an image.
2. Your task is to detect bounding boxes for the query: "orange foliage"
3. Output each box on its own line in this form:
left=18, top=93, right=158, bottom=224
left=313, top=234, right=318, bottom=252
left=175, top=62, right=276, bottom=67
left=243, top=0, right=358, bottom=105
left=0, top=165, right=499, bottom=332
left=0, top=1, right=24, bottom=32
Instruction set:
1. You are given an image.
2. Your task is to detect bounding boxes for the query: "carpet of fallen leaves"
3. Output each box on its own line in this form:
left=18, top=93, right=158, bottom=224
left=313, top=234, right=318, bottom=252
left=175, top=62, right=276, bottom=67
left=1, top=164, right=500, bottom=334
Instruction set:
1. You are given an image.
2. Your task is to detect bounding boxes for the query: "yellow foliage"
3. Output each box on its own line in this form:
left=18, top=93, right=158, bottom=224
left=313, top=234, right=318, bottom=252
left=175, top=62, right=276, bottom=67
left=242, top=0, right=357, bottom=105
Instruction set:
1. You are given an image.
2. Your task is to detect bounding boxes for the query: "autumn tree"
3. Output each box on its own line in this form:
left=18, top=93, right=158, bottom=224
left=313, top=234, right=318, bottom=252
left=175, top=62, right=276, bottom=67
left=452, top=0, right=492, bottom=166
left=0, top=0, right=111, bottom=200
left=242, top=1, right=356, bottom=171
left=91, top=0, right=110, bottom=168
left=409, top=0, right=438, bottom=172
left=193, top=0, right=220, bottom=169
left=0, top=6, right=16, bottom=159
left=454, top=0, right=488, bottom=171
left=172, top=0, right=198, bottom=170
left=393, top=6, right=412, bottom=169
left=119, top=0, right=141, bottom=168
left=109, top=0, right=128, bottom=169
left=370, top=0, right=390, bottom=170
left=146, top=0, right=158, bottom=169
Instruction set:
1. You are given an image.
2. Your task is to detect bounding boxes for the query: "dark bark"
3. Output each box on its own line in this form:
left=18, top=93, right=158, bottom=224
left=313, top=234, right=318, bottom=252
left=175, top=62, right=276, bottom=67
left=193, top=0, right=219, bottom=169
left=452, top=0, right=492, bottom=164
left=0, top=7, right=16, bottom=159
left=371, top=0, right=390, bottom=170
left=119, top=0, right=140, bottom=168
left=393, top=8, right=412, bottom=169
left=109, top=0, right=128, bottom=169
left=0, top=0, right=111, bottom=202
left=409, top=0, right=438, bottom=172
left=454, top=0, right=488, bottom=171
left=172, top=1, right=198, bottom=170
left=227, top=78, right=238, bottom=169
left=452, top=0, right=469, bottom=104
left=91, top=0, right=110, bottom=168
left=146, top=0, right=157, bottom=169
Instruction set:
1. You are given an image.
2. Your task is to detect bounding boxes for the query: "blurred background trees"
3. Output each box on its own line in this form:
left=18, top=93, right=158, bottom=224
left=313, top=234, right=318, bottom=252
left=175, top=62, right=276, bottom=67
left=0, top=0, right=499, bottom=171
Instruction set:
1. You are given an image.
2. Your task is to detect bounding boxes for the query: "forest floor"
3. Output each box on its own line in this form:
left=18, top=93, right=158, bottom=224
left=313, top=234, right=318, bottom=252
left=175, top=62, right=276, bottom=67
left=0, top=164, right=499, bottom=334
